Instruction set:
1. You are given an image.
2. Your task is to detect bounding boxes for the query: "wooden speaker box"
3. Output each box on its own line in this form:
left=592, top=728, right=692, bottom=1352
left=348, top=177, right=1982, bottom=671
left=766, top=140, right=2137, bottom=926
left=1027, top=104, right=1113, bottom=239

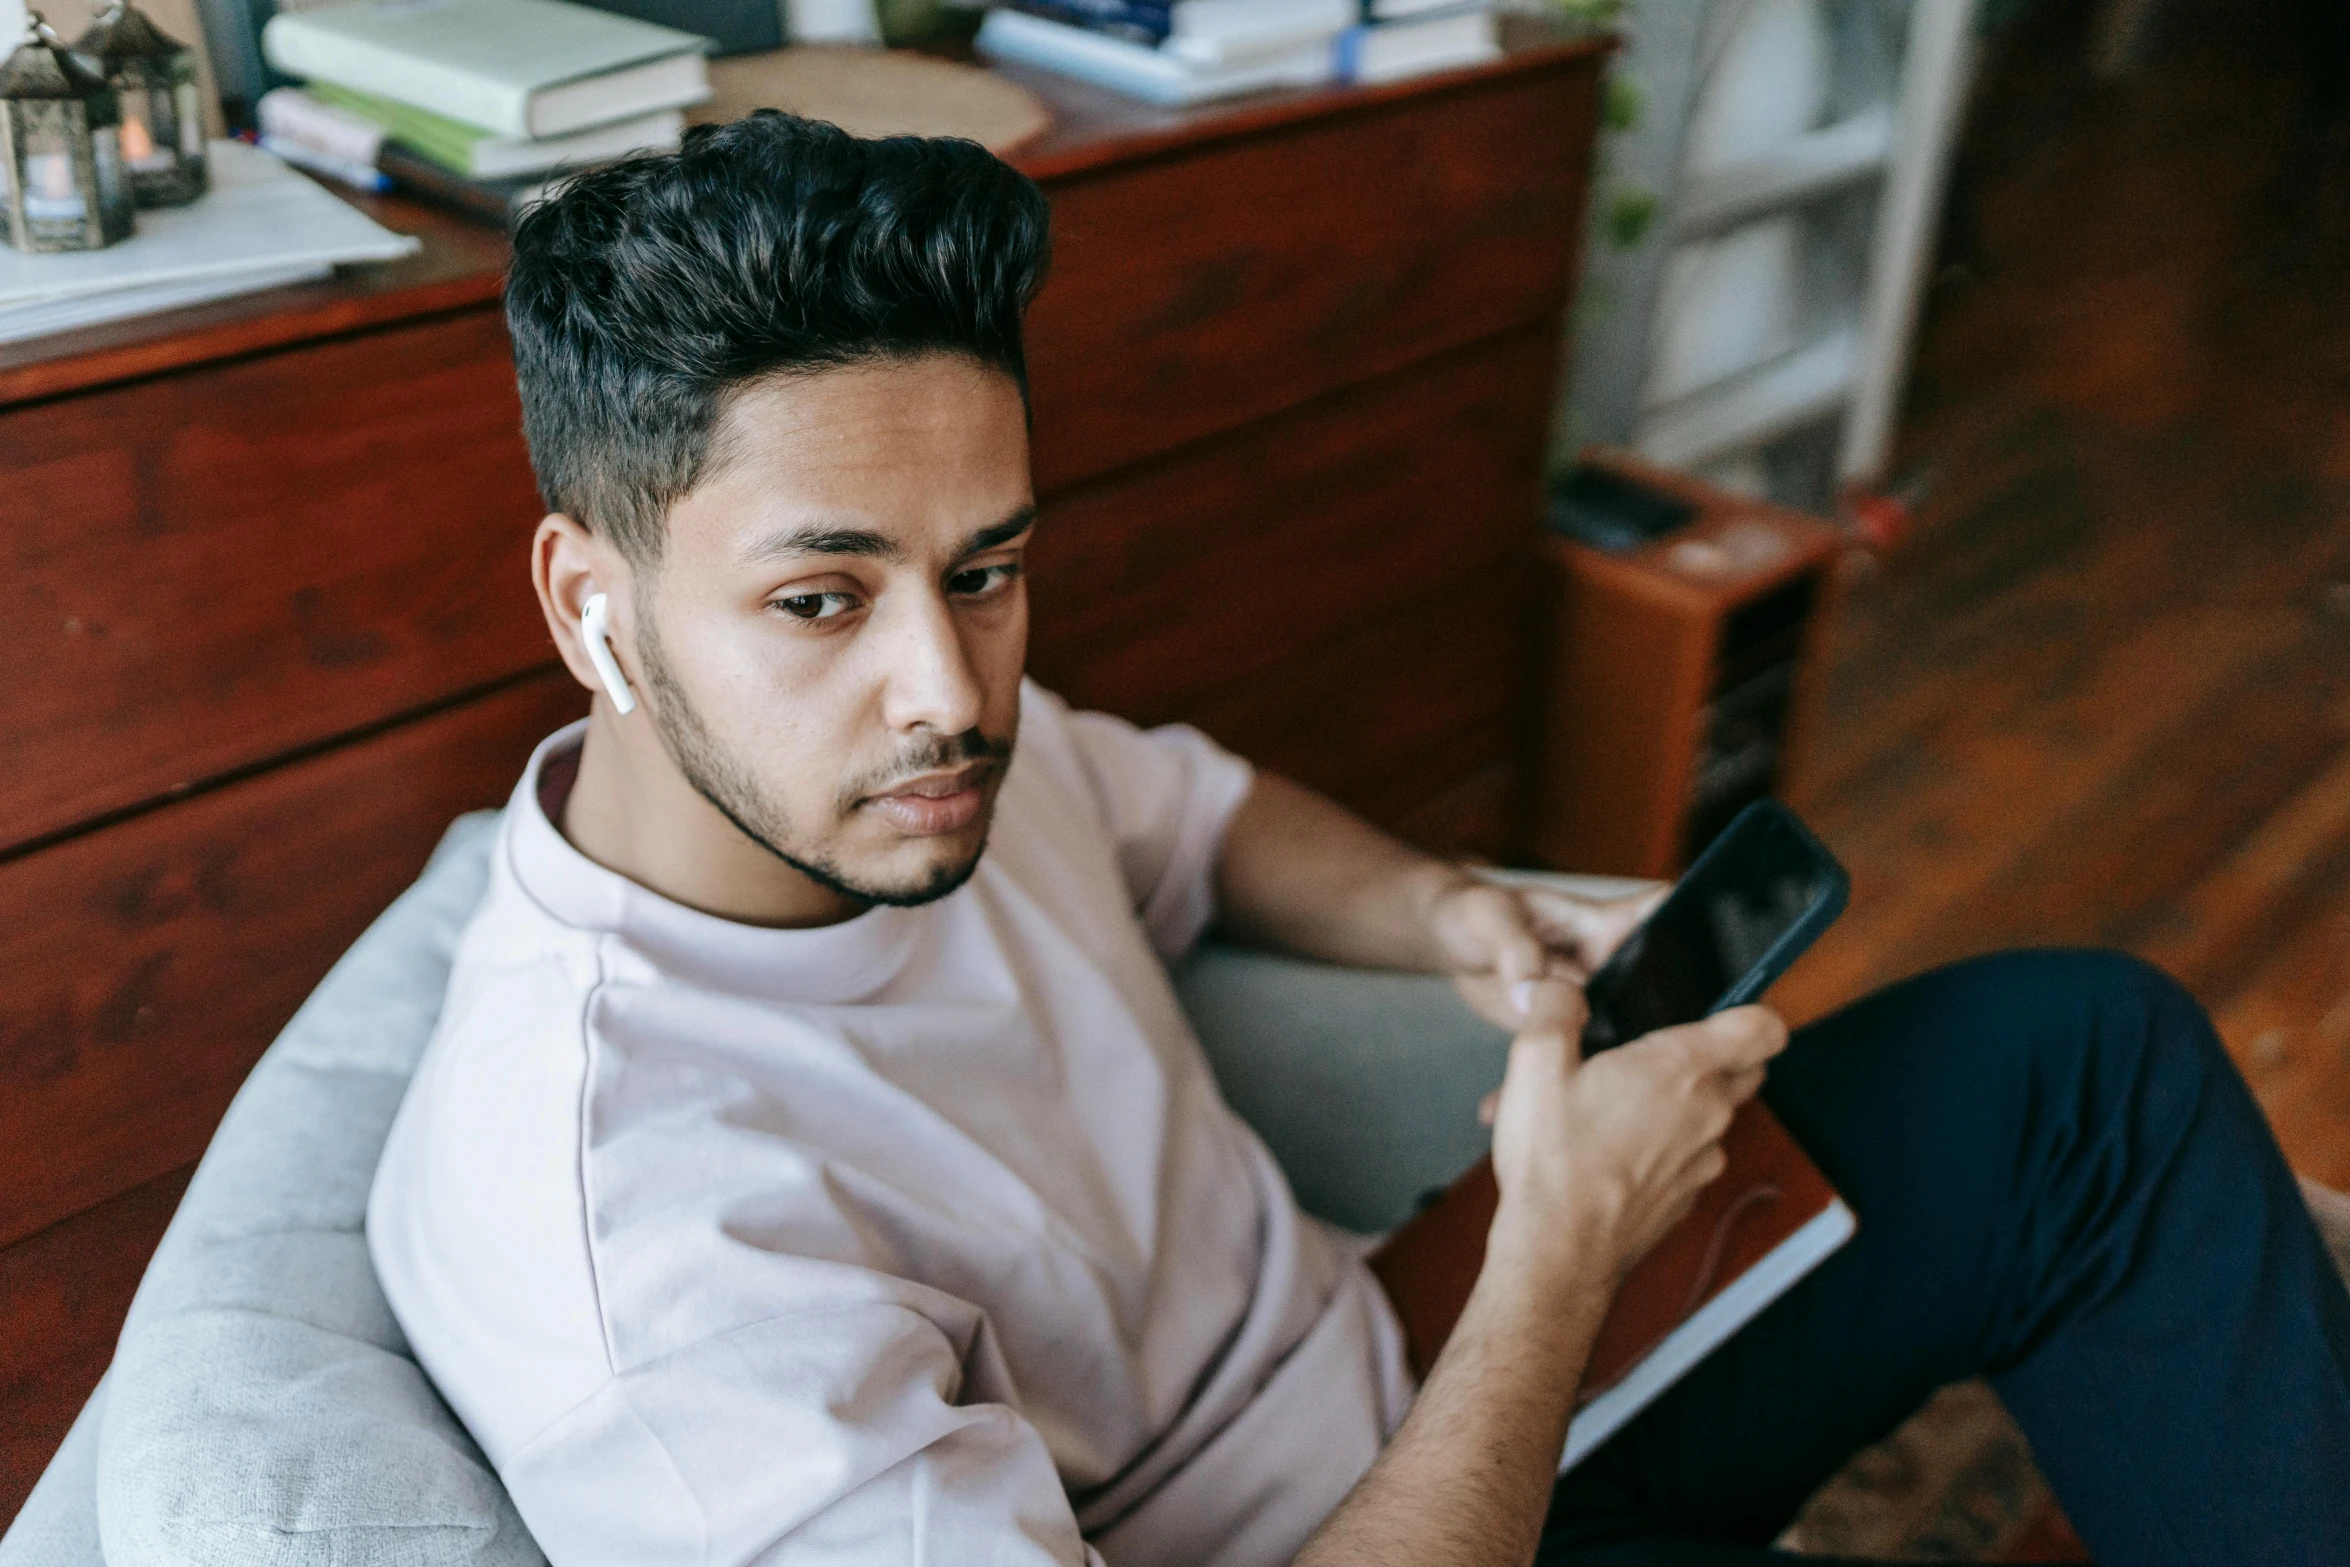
left=1526, top=452, right=1844, bottom=880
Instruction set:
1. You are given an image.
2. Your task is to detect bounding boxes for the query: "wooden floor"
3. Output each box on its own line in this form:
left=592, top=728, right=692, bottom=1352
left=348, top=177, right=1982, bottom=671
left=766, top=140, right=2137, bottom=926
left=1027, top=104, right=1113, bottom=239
left=1773, top=0, right=2350, bottom=1192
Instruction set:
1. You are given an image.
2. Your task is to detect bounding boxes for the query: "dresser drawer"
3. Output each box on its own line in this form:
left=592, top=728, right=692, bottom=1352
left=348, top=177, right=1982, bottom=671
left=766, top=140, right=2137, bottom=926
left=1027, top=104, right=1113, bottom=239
left=1024, top=59, right=1599, bottom=494
left=5, top=308, right=547, bottom=854
left=1028, top=324, right=1555, bottom=827
left=0, top=1166, right=188, bottom=1519
left=0, top=672, right=582, bottom=1253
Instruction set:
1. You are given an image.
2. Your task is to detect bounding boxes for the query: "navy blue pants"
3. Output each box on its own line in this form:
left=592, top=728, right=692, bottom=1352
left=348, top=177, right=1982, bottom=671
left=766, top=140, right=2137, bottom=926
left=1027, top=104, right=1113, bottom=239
left=1537, top=950, right=2350, bottom=1566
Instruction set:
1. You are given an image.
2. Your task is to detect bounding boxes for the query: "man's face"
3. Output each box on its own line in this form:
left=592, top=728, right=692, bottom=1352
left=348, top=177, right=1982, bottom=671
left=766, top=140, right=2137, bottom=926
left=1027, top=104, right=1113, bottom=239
left=632, top=353, right=1034, bottom=906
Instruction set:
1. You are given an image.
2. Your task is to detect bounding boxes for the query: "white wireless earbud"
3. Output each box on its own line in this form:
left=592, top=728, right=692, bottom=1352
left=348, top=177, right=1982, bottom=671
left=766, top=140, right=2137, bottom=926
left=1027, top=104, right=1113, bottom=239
left=578, top=592, right=638, bottom=715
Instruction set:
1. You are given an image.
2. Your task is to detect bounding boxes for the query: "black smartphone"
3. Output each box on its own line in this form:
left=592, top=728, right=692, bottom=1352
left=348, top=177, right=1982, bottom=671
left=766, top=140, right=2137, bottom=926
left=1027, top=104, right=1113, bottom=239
left=1548, top=464, right=1699, bottom=553
left=1579, top=799, right=1849, bottom=1056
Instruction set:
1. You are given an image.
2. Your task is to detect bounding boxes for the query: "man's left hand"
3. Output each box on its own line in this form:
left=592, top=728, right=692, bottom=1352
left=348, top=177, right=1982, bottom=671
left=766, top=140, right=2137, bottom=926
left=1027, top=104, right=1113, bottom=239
left=1428, top=877, right=1665, bottom=1031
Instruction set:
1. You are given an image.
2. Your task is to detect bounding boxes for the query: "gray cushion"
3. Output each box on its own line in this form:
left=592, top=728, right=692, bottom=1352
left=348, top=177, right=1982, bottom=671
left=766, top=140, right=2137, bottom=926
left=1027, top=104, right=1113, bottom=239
left=92, top=812, right=541, bottom=1567
left=11, top=811, right=1530, bottom=1567
left=1175, top=950, right=1507, bottom=1235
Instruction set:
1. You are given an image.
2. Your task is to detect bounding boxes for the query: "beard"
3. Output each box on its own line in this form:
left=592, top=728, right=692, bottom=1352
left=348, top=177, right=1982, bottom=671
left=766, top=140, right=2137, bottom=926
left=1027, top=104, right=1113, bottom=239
left=634, top=608, right=1013, bottom=908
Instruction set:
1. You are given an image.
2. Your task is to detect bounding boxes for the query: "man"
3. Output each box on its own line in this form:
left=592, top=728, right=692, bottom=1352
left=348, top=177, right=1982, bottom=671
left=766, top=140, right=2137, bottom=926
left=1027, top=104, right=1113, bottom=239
left=368, top=114, right=2350, bottom=1566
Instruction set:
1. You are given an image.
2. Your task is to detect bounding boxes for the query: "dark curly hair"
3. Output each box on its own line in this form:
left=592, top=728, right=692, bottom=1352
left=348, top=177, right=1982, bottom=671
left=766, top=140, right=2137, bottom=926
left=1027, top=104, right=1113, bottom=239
left=505, top=111, right=1052, bottom=563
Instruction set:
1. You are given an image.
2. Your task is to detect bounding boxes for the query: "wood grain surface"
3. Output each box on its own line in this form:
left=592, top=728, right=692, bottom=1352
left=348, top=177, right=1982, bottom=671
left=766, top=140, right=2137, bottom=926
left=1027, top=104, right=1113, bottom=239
left=1760, top=8, right=2350, bottom=1557
left=695, top=46, right=1054, bottom=153
left=1770, top=0, right=2350, bottom=1208
left=1025, top=63, right=1596, bottom=495
left=0, top=1166, right=191, bottom=1522
left=0, top=673, right=584, bottom=1255
left=1028, top=325, right=1554, bottom=846
left=5, top=309, right=547, bottom=857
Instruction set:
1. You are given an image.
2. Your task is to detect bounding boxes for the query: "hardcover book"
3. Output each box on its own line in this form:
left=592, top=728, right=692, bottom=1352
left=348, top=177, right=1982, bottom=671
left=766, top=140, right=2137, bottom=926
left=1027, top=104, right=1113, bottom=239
left=307, top=82, right=683, bottom=179
left=1334, top=6, right=1500, bottom=86
left=1370, top=1099, right=1854, bottom=1469
left=376, top=143, right=566, bottom=223
left=974, top=8, right=1334, bottom=106
left=1006, top=0, right=1175, bottom=46
left=261, top=0, right=712, bottom=140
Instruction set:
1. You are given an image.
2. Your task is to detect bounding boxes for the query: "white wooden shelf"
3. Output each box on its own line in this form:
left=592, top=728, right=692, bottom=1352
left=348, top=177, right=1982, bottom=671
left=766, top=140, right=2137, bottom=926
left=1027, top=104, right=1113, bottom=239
left=1672, top=106, right=1896, bottom=237
left=1559, top=0, right=1976, bottom=501
left=1634, top=327, right=1859, bottom=472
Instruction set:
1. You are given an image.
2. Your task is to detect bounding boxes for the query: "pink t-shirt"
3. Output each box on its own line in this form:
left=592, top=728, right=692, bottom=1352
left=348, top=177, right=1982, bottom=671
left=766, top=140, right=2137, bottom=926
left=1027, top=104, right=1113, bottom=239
left=368, top=681, right=1413, bottom=1567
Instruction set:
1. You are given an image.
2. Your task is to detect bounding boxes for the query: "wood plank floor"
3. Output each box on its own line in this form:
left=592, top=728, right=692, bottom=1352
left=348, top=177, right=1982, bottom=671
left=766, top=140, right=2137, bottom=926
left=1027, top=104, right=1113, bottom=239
left=1773, top=0, right=2350, bottom=1192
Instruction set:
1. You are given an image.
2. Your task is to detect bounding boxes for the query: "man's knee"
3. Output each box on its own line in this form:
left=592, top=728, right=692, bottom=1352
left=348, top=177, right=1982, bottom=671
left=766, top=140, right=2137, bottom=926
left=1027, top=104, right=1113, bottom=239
left=1923, top=947, right=2214, bottom=1069
left=1859, top=948, right=2230, bottom=1149
left=1948, top=949, right=2253, bottom=1179
left=1776, top=947, right=2244, bottom=1206
left=2036, top=947, right=2218, bottom=1080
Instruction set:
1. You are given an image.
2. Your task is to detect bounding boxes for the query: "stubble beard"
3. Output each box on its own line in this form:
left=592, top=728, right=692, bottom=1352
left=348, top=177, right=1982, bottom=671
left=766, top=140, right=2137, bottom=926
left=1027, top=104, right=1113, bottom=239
left=635, top=607, right=1012, bottom=909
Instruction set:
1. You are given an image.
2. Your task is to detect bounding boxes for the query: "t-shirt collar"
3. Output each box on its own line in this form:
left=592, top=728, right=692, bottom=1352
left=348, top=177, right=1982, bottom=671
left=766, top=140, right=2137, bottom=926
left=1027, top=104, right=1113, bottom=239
left=502, top=721, right=923, bottom=1005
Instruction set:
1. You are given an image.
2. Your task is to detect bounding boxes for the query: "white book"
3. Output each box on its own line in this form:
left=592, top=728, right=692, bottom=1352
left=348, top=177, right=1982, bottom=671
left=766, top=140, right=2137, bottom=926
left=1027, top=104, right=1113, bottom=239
left=304, top=83, right=687, bottom=179
left=1335, top=7, right=1501, bottom=86
left=261, top=0, right=712, bottom=140
left=0, top=140, right=418, bottom=310
left=1367, top=0, right=1488, bottom=19
left=258, top=86, right=388, bottom=168
left=460, top=107, right=685, bottom=178
left=0, top=262, right=332, bottom=344
left=1164, top=30, right=1349, bottom=71
left=1163, top=0, right=1353, bottom=66
left=977, top=9, right=1334, bottom=106
left=1561, top=1198, right=1856, bottom=1470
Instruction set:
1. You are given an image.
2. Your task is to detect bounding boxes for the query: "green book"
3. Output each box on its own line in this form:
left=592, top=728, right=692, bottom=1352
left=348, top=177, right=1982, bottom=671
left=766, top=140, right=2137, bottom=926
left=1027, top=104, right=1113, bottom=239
left=261, top=0, right=711, bottom=140
left=307, top=81, right=684, bottom=180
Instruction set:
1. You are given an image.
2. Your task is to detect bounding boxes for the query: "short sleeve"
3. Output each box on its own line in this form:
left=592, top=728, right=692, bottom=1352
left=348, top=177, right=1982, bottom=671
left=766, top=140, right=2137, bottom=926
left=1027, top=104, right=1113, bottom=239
left=501, top=1304, right=1105, bottom=1567
left=1052, top=701, right=1256, bottom=961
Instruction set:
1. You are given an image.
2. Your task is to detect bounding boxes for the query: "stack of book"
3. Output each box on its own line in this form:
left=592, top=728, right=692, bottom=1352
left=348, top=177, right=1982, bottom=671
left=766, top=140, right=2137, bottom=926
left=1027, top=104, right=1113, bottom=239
left=974, top=0, right=1351, bottom=106
left=258, top=0, right=712, bottom=220
left=1334, top=0, right=1501, bottom=86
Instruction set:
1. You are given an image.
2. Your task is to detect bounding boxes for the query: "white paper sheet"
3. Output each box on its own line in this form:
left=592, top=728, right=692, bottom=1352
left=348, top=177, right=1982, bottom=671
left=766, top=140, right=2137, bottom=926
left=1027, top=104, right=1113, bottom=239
left=0, top=261, right=332, bottom=341
left=0, top=139, right=417, bottom=309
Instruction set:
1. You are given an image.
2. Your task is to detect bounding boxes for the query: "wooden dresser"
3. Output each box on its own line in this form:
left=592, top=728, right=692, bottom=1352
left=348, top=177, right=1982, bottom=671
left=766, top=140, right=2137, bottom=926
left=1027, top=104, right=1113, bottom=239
left=0, top=31, right=1605, bottom=1516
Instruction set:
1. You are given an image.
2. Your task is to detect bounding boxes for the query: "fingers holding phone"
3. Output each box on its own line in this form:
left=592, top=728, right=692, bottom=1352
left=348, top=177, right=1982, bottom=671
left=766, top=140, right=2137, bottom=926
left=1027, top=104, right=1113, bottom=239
left=1673, top=1005, right=1788, bottom=1099
left=1484, top=991, right=1788, bottom=1291
left=1516, top=881, right=1670, bottom=979
left=1473, top=802, right=1837, bottom=1295
left=1577, top=800, right=1848, bottom=1056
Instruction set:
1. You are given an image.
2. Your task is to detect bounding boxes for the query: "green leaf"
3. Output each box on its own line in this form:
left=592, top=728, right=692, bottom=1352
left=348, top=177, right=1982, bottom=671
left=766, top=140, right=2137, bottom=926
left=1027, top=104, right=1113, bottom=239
left=1604, top=188, right=1656, bottom=249
left=1603, top=72, right=1643, bottom=133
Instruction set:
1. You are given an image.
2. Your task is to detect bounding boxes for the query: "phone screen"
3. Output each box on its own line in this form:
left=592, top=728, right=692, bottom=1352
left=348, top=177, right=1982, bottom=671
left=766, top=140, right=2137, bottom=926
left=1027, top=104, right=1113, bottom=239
left=1579, top=803, right=1845, bottom=1055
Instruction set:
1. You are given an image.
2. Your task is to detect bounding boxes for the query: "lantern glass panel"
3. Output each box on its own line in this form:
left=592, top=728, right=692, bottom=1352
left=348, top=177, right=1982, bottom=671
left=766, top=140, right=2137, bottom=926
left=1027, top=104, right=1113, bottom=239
left=174, top=77, right=200, bottom=156
left=17, top=102, right=88, bottom=225
left=92, top=120, right=129, bottom=217
left=76, top=2, right=205, bottom=205
left=0, top=14, right=136, bottom=249
left=118, top=80, right=166, bottom=168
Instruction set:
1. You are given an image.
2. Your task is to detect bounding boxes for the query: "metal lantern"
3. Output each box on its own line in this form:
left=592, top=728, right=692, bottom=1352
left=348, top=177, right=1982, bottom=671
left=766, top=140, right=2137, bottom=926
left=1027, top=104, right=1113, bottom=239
left=75, top=0, right=204, bottom=207
left=0, top=13, right=134, bottom=252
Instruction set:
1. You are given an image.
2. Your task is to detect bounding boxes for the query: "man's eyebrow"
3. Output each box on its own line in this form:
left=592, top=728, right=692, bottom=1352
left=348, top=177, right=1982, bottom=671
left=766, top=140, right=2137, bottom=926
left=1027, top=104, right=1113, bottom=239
left=744, top=524, right=903, bottom=564
left=744, top=508, right=1033, bottom=566
left=960, top=508, right=1036, bottom=556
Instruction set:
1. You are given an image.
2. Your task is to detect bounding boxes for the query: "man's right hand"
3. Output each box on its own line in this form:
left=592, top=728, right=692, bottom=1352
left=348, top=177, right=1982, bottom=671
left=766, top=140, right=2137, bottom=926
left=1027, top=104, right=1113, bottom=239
left=1484, top=983, right=1789, bottom=1298
left=1292, top=984, right=1791, bottom=1567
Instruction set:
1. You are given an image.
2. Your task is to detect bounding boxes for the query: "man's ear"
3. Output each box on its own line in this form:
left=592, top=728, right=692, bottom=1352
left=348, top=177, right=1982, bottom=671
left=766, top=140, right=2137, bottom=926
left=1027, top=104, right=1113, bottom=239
left=533, top=515, right=640, bottom=714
